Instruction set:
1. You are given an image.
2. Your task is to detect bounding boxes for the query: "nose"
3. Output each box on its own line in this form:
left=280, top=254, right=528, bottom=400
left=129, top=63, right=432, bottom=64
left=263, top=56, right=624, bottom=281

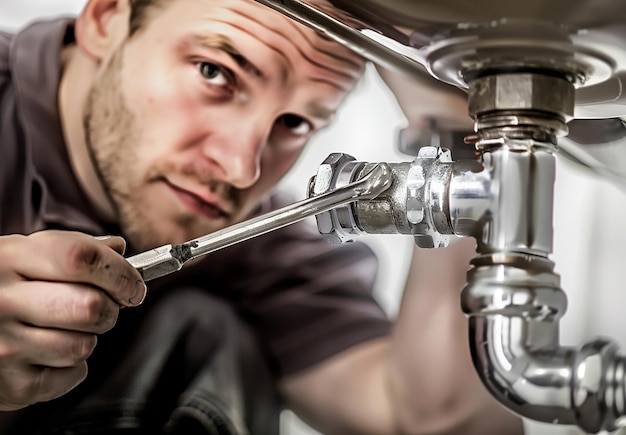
left=200, top=120, right=267, bottom=189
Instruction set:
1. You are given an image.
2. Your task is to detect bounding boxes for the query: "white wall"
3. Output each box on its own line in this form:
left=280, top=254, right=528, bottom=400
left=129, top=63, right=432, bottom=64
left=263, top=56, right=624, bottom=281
left=4, top=3, right=626, bottom=435
left=0, top=0, right=85, bottom=30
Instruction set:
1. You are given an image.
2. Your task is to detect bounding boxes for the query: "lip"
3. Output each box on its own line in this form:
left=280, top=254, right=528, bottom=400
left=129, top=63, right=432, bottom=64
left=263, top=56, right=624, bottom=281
left=165, top=180, right=230, bottom=220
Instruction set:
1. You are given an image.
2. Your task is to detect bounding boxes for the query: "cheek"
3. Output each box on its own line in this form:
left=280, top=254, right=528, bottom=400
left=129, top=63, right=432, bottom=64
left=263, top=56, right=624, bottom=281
left=128, top=98, right=212, bottom=174
left=120, top=52, right=203, bottom=152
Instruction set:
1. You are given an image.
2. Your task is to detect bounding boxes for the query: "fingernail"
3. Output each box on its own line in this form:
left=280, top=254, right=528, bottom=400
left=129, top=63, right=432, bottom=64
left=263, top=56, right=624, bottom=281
left=130, top=280, right=147, bottom=306
left=94, top=235, right=113, bottom=240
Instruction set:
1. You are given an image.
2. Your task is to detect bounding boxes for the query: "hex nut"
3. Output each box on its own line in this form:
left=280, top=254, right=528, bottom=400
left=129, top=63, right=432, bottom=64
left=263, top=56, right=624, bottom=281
left=312, top=153, right=357, bottom=244
left=313, top=153, right=356, bottom=195
left=468, top=73, right=574, bottom=120
left=407, top=147, right=454, bottom=248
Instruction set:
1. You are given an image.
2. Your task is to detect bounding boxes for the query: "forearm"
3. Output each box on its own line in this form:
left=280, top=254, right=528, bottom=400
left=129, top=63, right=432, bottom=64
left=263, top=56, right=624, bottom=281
left=387, top=238, right=523, bottom=434
left=280, top=238, right=522, bottom=435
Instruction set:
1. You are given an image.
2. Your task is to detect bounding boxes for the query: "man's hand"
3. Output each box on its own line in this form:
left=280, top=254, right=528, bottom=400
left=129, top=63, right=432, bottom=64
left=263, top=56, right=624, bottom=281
left=0, top=230, right=146, bottom=410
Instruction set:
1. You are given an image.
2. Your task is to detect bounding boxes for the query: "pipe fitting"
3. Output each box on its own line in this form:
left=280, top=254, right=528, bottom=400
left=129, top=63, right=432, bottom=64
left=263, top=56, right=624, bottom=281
left=462, top=70, right=626, bottom=433
left=308, top=148, right=485, bottom=246
left=468, top=72, right=575, bottom=144
left=311, top=153, right=367, bottom=243
left=407, top=146, right=455, bottom=248
left=468, top=73, right=575, bottom=120
left=463, top=262, right=626, bottom=433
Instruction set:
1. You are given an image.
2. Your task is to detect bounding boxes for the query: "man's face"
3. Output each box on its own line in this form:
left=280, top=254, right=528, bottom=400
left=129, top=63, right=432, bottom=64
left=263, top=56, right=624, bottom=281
left=84, top=0, right=364, bottom=251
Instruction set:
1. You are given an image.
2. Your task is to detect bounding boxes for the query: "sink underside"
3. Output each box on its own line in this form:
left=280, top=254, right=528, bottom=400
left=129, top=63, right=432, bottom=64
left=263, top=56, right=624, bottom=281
left=258, top=0, right=626, bottom=118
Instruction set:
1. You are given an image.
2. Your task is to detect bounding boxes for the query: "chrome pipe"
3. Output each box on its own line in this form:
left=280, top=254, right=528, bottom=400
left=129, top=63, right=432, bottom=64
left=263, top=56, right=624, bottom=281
left=304, top=71, right=626, bottom=431
left=462, top=258, right=626, bottom=433
left=460, top=72, right=626, bottom=433
left=308, top=148, right=491, bottom=247
left=307, top=139, right=626, bottom=432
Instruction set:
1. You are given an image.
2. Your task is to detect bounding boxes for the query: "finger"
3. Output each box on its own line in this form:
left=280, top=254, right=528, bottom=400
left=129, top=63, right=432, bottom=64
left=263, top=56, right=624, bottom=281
left=93, top=235, right=127, bottom=255
left=4, top=322, right=98, bottom=368
left=36, top=363, right=89, bottom=403
left=1, top=231, right=146, bottom=307
left=0, top=363, right=87, bottom=410
left=1, top=281, right=119, bottom=334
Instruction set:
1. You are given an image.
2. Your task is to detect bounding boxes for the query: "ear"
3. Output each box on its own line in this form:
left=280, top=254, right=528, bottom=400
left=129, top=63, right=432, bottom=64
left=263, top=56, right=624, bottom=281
left=75, top=0, right=130, bottom=61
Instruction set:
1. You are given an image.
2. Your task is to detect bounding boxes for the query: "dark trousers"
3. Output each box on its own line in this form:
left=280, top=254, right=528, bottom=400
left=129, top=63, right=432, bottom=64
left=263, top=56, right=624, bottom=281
left=0, top=288, right=281, bottom=435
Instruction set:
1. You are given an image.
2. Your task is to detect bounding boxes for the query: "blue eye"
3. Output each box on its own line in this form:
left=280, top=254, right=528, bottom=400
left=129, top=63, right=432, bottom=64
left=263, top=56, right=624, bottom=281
left=198, top=61, right=229, bottom=86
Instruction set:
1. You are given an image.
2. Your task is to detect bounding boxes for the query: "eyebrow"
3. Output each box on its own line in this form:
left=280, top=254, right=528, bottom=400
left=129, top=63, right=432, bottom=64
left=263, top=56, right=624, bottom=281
left=306, top=102, right=336, bottom=122
left=189, top=32, right=264, bottom=81
left=188, top=32, right=336, bottom=123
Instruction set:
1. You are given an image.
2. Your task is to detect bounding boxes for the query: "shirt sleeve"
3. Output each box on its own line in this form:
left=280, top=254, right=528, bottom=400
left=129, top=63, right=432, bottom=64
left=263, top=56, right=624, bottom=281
left=149, top=192, right=393, bottom=378
left=227, top=194, right=392, bottom=378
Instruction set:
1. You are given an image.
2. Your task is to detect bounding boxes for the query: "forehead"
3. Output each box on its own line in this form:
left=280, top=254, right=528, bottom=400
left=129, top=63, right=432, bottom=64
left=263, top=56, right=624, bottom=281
left=142, top=0, right=365, bottom=93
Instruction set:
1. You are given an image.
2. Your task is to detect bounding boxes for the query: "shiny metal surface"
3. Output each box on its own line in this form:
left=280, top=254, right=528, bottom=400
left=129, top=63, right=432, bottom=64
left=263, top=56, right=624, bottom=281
left=305, top=122, right=626, bottom=432
left=127, top=162, right=393, bottom=281
left=309, top=144, right=554, bottom=254
left=308, top=147, right=492, bottom=247
left=475, top=142, right=556, bottom=255
left=310, top=153, right=413, bottom=243
left=255, top=0, right=626, bottom=118
left=257, top=1, right=626, bottom=431
left=462, top=257, right=626, bottom=433
left=459, top=99, right=626, bottom=431
left=458, top=68, right=626, bottom=432
left=468, top=74, right=574, bottom=142
left=329, top=0, right=622, bottom=27
left=405, top=146, right=455, bottom=248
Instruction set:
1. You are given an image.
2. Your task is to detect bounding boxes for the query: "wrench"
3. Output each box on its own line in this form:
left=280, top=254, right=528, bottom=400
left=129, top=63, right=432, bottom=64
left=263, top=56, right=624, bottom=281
left=126, top=163, right=393, bottom=281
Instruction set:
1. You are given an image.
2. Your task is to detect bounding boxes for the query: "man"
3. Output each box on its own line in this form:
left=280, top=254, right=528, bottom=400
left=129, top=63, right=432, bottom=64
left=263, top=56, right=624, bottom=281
left=0, top=0, right=523, bottom=433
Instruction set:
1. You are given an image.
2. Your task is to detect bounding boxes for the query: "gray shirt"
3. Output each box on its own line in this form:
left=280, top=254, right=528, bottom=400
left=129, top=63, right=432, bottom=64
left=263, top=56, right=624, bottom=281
left=0, top=18, right=391, bottom=378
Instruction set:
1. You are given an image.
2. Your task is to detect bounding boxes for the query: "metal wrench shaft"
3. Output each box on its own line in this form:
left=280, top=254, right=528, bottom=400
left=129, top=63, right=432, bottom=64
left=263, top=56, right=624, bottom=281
left=127, top=163, right=393, bottom=281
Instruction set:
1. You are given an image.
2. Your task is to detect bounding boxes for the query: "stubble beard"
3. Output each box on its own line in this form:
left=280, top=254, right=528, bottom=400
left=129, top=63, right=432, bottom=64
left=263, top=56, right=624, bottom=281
left=83, top=48, right=163, bottom=252
left=82, top=48, right=248, bottom=252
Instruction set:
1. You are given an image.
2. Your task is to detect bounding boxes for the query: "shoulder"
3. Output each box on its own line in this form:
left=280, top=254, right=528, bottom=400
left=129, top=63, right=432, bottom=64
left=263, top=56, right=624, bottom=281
left=0, top=30, right=13, bottom=84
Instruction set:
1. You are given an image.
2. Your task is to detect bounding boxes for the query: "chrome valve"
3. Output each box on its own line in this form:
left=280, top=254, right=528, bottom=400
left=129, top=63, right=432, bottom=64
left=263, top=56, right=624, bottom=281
left=308, top=146, right=489, bottom=248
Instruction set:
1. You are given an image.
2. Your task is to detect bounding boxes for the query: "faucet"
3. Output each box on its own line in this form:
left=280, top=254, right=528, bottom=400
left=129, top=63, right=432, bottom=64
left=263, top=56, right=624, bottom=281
left=254, top=0, right=626, bottom=432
